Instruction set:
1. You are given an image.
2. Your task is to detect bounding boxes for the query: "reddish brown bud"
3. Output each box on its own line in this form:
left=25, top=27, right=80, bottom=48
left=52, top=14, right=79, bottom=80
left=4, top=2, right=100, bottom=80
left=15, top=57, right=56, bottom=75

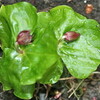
left=63, top=31, right=80, bottom=41
left=85, top=4, right=94, bottom=14
left=17, top=30, right=32, bottom=45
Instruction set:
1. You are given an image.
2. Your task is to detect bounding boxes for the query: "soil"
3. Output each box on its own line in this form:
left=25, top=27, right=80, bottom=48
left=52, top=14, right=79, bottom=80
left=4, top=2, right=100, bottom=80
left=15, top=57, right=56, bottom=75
left=0, top=0, right=100, bottom=100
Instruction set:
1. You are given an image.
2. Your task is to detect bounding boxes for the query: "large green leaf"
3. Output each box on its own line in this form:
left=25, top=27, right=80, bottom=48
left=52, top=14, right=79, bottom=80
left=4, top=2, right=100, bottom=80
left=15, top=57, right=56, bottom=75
left=0, top=3, right=63, bottom=99
left=58, top=19, right=100, bottom=78
left=0, top=2, right=38, bottom=99
left=0, top=2, right=37, bottom=49
left=37, top=5, right=100, bottom=79
left=50, top=6, right=100, bottom=78
left=0, top=26, right=61, bottom=98
left=0, top=48, right=35, bottom=99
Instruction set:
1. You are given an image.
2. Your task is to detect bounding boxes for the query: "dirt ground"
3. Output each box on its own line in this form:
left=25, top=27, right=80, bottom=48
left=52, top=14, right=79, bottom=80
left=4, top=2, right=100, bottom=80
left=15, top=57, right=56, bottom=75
left=0, top=0, right=100, bottom=100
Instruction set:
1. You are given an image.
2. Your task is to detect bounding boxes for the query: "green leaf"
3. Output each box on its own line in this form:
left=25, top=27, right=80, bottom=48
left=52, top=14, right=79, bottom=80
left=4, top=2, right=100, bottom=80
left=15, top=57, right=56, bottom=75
left=0, top=2, right=38, bottom=99
left=37, top=5, right=100, bottom=79
left=0, top=2, right=37, bottom=49
left=58, top=19, right=100, bottom=79
left=0, top=26, right=61, bottom=97
left=0, top=8, right=63, bottom=98
left=0, top=48, right=35, bottom=99
left=50, top=6, right=100, bottom=78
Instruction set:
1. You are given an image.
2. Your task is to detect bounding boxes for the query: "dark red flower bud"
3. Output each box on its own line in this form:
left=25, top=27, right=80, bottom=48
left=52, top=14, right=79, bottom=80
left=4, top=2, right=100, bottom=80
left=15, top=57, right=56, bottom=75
left=63, top=31, right=80, bottom=41
left=17, top=30, right=32, bottom=45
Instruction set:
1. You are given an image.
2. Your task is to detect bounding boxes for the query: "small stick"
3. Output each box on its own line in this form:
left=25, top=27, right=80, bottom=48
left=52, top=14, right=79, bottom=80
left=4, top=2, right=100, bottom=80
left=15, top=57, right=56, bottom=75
left=67, top=82, right=75, bottom=93
left=59, top=76, right=76, bottom=80
left=68, top=79, right=84, bottom=98
left=45, top=84, right=52, bottom=99
left=60, top=71, right=100, bottom=81
left=92, top=71, right=100, bottom=74
left=67, top=0, right=73, bottom=2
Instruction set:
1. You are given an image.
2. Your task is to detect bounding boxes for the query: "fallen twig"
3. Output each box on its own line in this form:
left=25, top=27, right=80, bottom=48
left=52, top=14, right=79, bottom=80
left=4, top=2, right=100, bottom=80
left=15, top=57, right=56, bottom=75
left=68, top=79, right=84, bottom=98
left=59, top=76, right=76, bottom=80
left=92, top=71, right=100, bottom=74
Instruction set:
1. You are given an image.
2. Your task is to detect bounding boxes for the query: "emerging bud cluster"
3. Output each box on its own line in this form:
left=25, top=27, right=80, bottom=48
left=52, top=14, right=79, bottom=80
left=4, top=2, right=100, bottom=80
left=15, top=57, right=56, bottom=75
left=63, top=31, right=80, bottom=42
left=17, top=30, right=32, bottom=45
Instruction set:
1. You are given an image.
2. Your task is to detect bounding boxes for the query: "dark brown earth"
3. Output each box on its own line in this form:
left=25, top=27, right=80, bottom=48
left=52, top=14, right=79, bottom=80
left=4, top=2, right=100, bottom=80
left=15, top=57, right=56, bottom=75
left=0, top=0, right=100, bottom=100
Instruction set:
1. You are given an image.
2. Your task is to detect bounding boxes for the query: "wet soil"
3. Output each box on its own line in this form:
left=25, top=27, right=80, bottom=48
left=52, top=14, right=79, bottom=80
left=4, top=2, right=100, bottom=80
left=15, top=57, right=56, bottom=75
left=0, top=0, right=100, bottom=100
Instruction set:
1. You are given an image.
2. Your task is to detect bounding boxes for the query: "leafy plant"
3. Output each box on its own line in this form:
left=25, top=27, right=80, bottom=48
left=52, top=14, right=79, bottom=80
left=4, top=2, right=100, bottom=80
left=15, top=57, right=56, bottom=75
left=0, top=2, right=100, bottom=99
